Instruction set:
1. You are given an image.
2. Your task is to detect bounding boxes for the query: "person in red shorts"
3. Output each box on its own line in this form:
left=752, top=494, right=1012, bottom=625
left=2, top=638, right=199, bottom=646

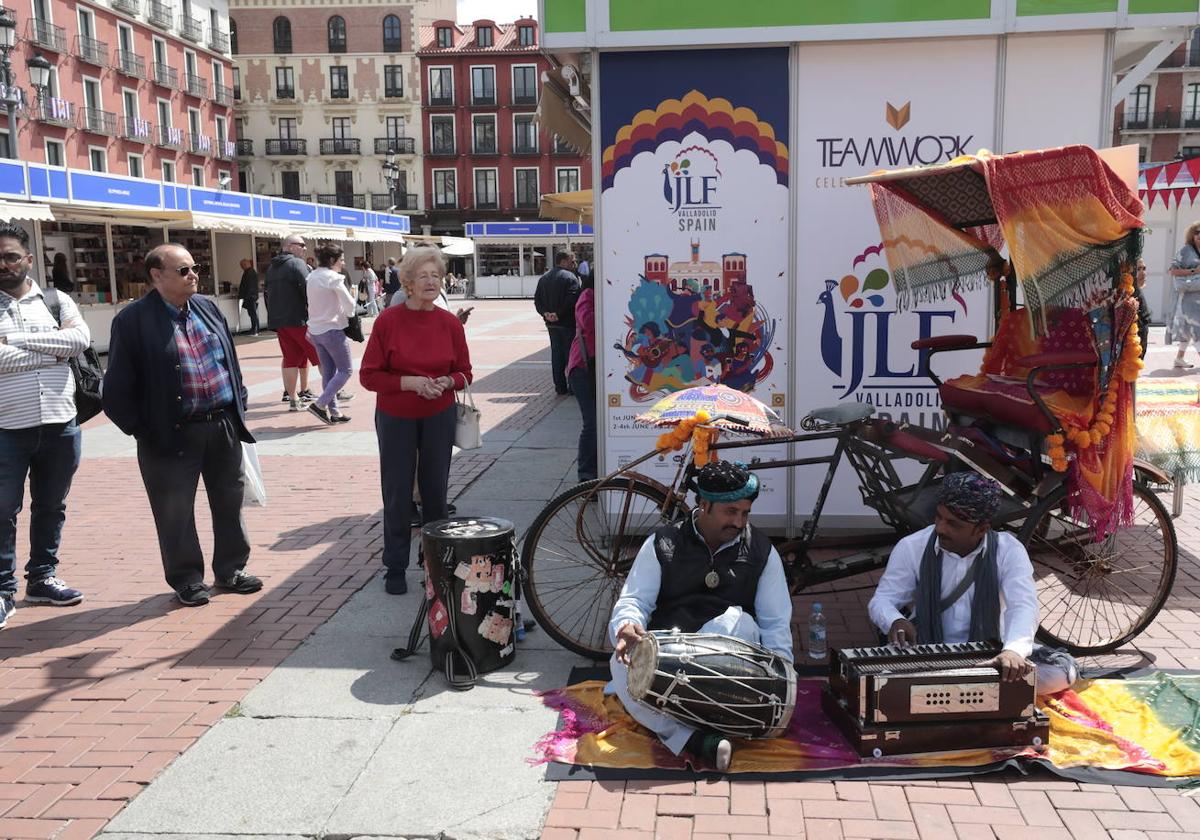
left=265, top=234, right=321, bottom=410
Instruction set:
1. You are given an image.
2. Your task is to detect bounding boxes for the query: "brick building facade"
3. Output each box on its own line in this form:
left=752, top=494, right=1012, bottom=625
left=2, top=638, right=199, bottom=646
left=1115, top=30, right=1200, bottom=163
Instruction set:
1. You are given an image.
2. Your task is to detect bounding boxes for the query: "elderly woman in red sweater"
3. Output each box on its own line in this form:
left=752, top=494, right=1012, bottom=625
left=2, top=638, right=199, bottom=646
left=360, top=246, right=472, bottom=595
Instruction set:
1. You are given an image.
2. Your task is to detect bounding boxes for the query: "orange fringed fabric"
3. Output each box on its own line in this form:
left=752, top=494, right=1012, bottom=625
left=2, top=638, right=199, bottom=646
left=655, top=411, right=720, bottom=469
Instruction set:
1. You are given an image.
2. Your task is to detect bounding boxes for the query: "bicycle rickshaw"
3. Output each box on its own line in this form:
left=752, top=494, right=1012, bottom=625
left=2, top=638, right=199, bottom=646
left=520, top=145, right=1178, bottom=661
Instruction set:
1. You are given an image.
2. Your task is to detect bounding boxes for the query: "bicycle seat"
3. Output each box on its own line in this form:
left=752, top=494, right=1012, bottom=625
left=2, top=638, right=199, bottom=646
left=805, top=404, right=875, bottom=426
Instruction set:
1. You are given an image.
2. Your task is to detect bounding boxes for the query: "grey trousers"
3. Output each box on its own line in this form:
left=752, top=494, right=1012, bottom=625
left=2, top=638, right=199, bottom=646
left=136, top=411, right=250, bottom=591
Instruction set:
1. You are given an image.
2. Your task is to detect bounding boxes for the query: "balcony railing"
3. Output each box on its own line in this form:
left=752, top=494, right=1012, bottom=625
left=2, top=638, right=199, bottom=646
left=0, top=83, right=26, bottom=111
left=28, top=19, right=66, bottom=52
left=432, top=196, right=458, bottom=210
left=214, top=82, right=232, bottom=106
left=209, top=30, right=230, bottom=53
left=36, top=98, right=76, bottom=128
left=374, top=137, right=415, bottom=155
left=329, top=87, right=350, bottom=100
left=274, top=87, right=295, bottom=100
left=471, top=92, right=496, bottom=106
left=148, top=0, right=173, bottom=29
left=317, top=193, right=366, bottom=209
left=429, top=94, right=453, bottom=106
left=473, top=194, right=499, bottom=210
left=122, top=116, right=154, bottom=142
left=75, top=35, right=109, bottom=66
left=81, top=108, right=118, bottom=136
left=188, top=133, right=212, bottom=155
left=233, top=84, right=241, bottom=101
left=157, top=124, right=184, bottom=149
left=428, top=144, right=456, bottom=156
left=1185, top=115, right=1200, bottom=130
left=216, top=140, right=236, bottom=160
left=265, top=138, right=306, bottom=155
left=513, top=190, right=539, bottom=209
left=180, top=16, right=204, bottom=43
left=371, top=193, right=417, bottom=211
left=185, top=73, right=208, bottom=98
left=112, top=0, right=140, bottom=15
left=269, top=193, right=306, bottom=201
left=552, top=140, right=578, bottom=156
left=153, top=62, right=179, bottom=89
left=115, top=50, right=146, bottom=79
left=512, top=141, right=539, bottom=156
left=473, top=141, right=498, bottom=155
left=319, top=138, right=361, bottom=155
left=513, top=91, right=537, bottom=106
left=383, top=87, right=404, bottom=99
left=236, top=139, right=254, bottom=156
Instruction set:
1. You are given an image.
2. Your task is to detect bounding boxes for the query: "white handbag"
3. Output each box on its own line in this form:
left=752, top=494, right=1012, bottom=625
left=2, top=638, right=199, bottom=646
left=241, top=442, right=267, bottom=507
left=455, top=383, right=482, bottom=450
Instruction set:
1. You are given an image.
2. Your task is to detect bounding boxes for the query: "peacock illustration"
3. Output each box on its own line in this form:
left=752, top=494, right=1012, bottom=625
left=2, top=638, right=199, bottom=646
left=817, top=279, right=842, bottom=376
left=662, top=164, right=673, bottom=204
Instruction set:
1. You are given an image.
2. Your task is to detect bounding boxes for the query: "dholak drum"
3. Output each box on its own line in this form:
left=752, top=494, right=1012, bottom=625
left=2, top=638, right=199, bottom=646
left=628, top=631, right=796, bottom=739
left=421, top=517, right=518, bottom=683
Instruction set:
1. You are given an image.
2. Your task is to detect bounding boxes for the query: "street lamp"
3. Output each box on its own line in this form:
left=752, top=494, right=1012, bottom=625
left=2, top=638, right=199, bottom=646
left=0, top=10, right=18, bottom=159
left=26, top=52, right=50, bottom=124
left=381, top=150, right=400, bottom=211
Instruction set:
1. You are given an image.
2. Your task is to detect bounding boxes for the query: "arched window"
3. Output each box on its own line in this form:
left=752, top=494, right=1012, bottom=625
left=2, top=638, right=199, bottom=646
left=382, top=14, right=401, bottom=52
left=273, top=17, right=292, bottom=54
left=230, top=19, right=239, bottom=54
left=327, top=16, right=346, bottom=53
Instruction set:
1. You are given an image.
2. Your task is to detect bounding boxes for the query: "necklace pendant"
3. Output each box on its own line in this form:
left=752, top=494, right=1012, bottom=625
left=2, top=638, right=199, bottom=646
left=704, top=570, right=720, bottom=589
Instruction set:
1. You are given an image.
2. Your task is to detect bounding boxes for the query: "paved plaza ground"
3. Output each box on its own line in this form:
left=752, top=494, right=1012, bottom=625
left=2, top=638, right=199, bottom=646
left=1, top=301, right=1200, bottom=839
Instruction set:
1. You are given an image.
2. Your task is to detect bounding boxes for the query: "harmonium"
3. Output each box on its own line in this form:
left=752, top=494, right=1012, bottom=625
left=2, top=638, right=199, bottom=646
left=820, top=641, right=1049, bottom=758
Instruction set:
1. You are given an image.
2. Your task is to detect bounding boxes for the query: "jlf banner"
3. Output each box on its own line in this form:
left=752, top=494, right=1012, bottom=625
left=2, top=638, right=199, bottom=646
left=598, top=48, right=792, bottom=517
left=793, top=38, right=999, bottom=517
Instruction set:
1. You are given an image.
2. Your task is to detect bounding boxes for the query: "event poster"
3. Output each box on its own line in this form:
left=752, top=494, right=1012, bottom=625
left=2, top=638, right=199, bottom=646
left=793, top=39, right=999, bottom=518
left=598, top=48, right=791, bottom=517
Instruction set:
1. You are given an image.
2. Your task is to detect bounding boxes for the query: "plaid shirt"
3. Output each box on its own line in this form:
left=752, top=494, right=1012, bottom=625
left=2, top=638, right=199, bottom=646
left=164, top=299, right=234, bottom=416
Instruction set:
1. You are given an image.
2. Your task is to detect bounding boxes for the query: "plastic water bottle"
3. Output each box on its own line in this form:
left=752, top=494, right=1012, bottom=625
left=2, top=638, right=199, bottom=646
left=808, top=603, right=827, bottom=660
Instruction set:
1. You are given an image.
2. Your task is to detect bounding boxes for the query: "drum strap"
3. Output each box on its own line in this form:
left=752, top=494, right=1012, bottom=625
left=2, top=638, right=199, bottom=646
left=390, top=546, right=480, bottom=691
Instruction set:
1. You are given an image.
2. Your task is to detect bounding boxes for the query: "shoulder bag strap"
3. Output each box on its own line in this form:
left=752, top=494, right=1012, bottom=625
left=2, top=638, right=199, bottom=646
left=939, top=555, right=981, bottom=613
left=42, top=286, right=62, bottom=324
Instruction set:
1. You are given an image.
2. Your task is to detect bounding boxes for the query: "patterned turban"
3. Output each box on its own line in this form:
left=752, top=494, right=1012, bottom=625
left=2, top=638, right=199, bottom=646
left=696, top=461, right=759, bottom=503
left=938, top=472, right=1001, bottom=524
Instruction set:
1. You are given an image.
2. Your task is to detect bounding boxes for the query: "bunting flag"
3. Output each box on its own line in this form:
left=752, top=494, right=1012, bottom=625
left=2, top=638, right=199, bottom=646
left=1140, top=156, right=1200, bottom=207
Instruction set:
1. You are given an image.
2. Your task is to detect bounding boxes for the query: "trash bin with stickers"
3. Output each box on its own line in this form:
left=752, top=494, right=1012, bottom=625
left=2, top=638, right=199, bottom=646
left=392, top=517, right=518, bottom=690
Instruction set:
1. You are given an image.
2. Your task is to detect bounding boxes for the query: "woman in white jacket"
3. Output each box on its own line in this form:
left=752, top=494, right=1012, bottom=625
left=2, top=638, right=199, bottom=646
left=305, top=243, right=357, bottom=424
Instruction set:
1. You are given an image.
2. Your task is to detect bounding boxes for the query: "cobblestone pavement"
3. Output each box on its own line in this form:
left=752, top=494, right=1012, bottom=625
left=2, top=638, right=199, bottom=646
left=2, top=306, right=1200, bottom=840
left=0, top=300, right=561, bottom=840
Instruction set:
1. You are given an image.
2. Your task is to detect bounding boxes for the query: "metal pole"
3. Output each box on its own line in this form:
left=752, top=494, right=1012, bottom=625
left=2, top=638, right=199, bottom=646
left=1, top=52, right=15, bottom=159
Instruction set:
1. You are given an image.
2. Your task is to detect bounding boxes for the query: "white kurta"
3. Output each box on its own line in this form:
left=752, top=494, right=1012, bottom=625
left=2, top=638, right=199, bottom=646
left=606, top=526, right=793, bottom=754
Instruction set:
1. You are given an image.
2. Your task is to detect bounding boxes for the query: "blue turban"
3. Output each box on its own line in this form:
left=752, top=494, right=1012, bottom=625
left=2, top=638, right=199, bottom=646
left=938, top=472, right=1001, bottom=524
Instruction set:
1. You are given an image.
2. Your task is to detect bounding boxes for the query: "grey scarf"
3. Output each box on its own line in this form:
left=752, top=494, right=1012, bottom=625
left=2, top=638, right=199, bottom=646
left=914, top=529, right=1001, bottom=644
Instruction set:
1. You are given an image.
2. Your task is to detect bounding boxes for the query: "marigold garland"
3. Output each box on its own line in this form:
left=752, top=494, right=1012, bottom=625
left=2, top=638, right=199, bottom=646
left=1044, top=269, right=1144, bottom=472
left=653, top=411, right=722, bottom=468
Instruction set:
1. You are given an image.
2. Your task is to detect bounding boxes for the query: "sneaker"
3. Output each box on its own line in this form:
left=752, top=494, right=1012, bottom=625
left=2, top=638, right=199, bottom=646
left=176, top=583, right=210, bottom=607
left=289, top=398, right=301, bottom=412
left=298, top=389, right=316, bottom=403
left=336, top=391, right=355, bottom=402
left=0, top=594, right=14, bottom=629
left=214, top=570, right=263, bottom=593
left=330, top=413, right=351, bottom=423
left=384, top=576, right=408, bottom=595
left=308, top=403, right=335, bottom=425
left=1175, top=358, right=1195, bottom=369
left=25, top=576, right=83, bottom=606
left=281, top=390, right=290, bottom=403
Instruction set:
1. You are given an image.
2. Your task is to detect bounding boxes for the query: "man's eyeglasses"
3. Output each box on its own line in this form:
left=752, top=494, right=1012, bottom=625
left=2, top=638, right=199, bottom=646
left=170, top=264, right=204, bottom=276
left=0, top=252, right=27, bottom=265
left=288, top=241, right=307, bottom=250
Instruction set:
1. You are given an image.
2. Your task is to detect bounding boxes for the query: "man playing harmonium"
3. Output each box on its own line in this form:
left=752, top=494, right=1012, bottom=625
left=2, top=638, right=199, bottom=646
left=607, top=461, right=793, bottom=771
left=868, top=472, right=1078, bottom=694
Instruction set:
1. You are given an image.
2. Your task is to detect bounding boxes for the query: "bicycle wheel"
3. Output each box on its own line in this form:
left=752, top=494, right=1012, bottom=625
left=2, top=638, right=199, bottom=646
left=1019, top=483, right=1177, bottom=654
left=521, top=477, right=685, bottom=660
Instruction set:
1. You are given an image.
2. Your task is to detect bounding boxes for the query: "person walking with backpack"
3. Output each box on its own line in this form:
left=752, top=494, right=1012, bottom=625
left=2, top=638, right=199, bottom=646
left=0, top=223, right=91, bottom=628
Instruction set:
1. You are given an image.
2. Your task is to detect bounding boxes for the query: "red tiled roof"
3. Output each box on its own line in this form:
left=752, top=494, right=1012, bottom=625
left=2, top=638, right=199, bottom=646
left=417, top=20, right=539, bottom=55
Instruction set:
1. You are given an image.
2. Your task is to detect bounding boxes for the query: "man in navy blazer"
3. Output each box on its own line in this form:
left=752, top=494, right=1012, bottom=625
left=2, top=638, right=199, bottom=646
left=103, top=243, right=262, bottom=606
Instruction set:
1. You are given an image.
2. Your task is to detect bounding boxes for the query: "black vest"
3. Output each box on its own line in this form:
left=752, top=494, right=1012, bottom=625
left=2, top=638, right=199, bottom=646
left=647, top=519, right=772, bottom=633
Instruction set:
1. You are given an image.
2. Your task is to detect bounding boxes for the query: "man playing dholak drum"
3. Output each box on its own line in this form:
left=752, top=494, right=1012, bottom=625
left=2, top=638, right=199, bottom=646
left=868, top=472, right=1079, bottom=694
left=608, top=461, right=793, bottom=771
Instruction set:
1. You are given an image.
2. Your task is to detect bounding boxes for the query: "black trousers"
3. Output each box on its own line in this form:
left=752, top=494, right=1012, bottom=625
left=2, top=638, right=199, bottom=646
left=242, top=298, right=260, bottom=333
left=137, top=411, right=251, bottom=591
left=547, top=325, right=573, bottom=394
left=376, top=404, right=455, bottom=580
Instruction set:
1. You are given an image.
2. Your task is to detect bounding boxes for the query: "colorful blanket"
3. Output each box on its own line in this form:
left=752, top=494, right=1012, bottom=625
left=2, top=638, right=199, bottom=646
left=534, top=674, right=1200, bottom=780
left=1136, top=377, right=1200, bottom=483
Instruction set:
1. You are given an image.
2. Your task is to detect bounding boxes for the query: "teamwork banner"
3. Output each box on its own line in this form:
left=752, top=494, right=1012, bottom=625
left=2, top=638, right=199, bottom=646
left=598, top=49, right=791, bottom=516
left=793, top=38, right=999, bottom=517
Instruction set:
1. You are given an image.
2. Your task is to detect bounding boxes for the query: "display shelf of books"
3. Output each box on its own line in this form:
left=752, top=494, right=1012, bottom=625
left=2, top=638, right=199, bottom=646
left=175, top=229, right=215, bottom=294
left=112, top=226, right=160, bottom=301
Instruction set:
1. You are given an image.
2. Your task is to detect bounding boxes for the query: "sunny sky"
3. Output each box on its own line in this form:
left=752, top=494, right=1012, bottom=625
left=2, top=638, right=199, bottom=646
left=457, top=0, right=538, bottom=24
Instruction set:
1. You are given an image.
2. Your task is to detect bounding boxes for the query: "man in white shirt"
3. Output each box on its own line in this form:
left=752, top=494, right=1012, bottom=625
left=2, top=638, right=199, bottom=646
left=868, top=472, right=1077, bottom=693
left=0, top=223, right=91, bottom=629
left=608, top=461, right=793, bottom=771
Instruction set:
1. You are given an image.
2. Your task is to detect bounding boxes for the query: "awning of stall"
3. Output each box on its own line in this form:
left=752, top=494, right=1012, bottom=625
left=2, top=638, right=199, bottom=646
left=178, top=212, right=293, bottom=237
left=344, top=228, right=406, bottom=244
left=0, top=200, right=55, bottom=223
left=536, top=66, right=591, bottom=154
left=47, top=205, right=193, bottom=226
left=539, top=189, right=593, bottom=225
left=441, top=236, right=475, bottom=256
left=295, top=225, right=354, bottom=242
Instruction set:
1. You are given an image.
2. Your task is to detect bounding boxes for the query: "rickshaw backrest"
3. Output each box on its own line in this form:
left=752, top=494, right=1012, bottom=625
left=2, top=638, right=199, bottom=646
left=983, top=307, right=1098, bottom=397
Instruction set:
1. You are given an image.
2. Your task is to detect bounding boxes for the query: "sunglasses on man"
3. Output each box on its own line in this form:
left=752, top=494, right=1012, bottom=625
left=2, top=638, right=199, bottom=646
left=165, top=264, right=205, bottom=277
